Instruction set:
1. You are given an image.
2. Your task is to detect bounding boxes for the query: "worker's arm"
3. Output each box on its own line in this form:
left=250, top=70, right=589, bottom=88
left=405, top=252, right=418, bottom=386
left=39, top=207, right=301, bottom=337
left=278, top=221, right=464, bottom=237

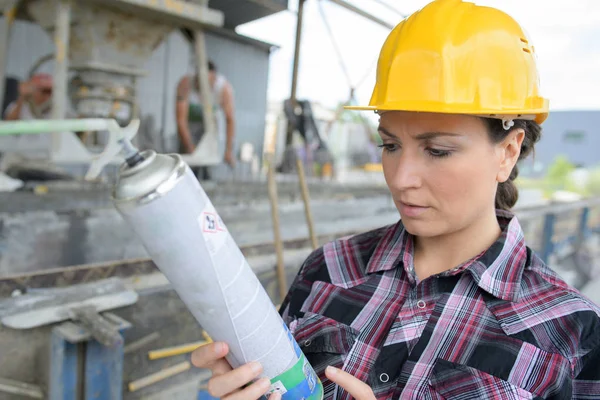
left=175, top=76, right=195, bottom=154
left=3, top=98, right=25, bottom=121
left=3, top=80, right=34, bottom=120
left=220, top=82, right=236, bottom=167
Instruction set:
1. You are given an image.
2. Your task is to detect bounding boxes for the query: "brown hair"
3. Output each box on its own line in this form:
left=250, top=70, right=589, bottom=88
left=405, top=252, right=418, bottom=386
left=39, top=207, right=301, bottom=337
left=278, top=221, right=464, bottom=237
left=483, top=118, right=542, bottom=211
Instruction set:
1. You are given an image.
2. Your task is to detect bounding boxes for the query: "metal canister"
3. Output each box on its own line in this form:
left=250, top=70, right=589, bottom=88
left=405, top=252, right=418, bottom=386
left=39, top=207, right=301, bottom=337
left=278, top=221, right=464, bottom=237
left=112, top=150, right=323, bottom=400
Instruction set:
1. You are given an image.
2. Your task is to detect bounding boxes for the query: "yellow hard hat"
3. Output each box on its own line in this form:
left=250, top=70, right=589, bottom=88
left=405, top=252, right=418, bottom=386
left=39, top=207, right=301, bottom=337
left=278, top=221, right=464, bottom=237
left=347, top=0, right=549, bottom=124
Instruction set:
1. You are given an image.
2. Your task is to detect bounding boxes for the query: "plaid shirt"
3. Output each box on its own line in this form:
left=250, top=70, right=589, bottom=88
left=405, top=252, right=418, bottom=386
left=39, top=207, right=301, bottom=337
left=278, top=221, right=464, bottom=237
left=280, top=211, right=600, bottom=399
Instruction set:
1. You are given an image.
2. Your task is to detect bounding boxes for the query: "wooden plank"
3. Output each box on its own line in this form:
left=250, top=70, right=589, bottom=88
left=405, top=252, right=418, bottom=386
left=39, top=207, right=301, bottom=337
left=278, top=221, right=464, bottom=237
left=128, top=361, right=191, bottom=392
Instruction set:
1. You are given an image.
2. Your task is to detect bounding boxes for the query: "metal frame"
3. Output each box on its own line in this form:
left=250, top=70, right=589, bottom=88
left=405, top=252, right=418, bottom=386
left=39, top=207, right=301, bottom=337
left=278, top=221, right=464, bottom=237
left=532, top=198, right=600, bottom=270
left=84, top=0, right=224, bottom=29
left=50, top=0, right=71, bottom=163
left=49, top=330, right=78, bottom=400
left=0, top=118, right=139, bottom=168
left=326, top=0, right=395, bottom=30
left=49, top=313, right=130, bottom=400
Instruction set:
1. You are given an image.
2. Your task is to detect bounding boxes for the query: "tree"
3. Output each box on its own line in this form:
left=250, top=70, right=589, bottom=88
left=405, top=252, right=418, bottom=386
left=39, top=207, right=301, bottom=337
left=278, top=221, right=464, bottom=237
left=544, top=155, right=576, bottom=194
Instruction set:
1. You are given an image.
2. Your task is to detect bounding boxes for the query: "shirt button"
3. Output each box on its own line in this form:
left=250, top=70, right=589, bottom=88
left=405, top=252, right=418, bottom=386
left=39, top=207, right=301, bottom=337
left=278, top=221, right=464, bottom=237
left=417, top=300, right=426, bottom=309
left=379, top=373, right=390, bottom=383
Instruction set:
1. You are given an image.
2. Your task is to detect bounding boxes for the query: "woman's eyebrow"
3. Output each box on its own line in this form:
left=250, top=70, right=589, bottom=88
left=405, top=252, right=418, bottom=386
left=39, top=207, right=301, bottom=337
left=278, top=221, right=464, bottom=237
left=414, top=131, right=462, bottom=140
left=377, top=126, right=397, bottom=138
left=377, top=127, right=462, bottom=141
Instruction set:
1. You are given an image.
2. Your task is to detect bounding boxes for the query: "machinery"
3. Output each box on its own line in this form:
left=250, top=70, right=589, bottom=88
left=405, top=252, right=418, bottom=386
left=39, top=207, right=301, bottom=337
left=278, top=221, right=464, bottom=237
left=0, top=0, right=226, bottom=167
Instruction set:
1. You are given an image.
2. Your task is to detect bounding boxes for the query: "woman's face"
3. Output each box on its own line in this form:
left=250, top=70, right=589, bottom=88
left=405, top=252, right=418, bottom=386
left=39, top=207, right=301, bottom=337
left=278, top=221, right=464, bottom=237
left=379, top=111, right=522, bottom=238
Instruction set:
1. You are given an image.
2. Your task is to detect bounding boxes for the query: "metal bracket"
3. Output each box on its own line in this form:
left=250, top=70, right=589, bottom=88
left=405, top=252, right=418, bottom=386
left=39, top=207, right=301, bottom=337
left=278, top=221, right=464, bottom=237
left=54, top=312, right=131, bottom=344
left=49, top=313, right=131, bottom=400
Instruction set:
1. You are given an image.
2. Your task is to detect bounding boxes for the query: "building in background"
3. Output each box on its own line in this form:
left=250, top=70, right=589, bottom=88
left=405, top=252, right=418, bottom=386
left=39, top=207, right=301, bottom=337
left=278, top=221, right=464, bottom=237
left=520, top=110, right=600, bottom=176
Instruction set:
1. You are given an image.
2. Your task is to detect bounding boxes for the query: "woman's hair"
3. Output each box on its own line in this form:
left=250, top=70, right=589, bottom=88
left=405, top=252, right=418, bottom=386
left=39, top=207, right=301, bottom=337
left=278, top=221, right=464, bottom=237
left=483, top=118, right=542, bottom=211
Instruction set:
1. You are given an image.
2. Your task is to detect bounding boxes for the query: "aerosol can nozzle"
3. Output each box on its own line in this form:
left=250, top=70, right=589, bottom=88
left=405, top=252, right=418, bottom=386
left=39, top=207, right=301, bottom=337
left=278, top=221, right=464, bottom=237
left=85, top=119, right=142, bottom=181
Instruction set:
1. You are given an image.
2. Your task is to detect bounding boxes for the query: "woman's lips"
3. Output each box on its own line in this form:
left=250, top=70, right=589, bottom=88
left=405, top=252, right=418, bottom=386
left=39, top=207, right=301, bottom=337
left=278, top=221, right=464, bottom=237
left=397, top=201, right=429, bottom=217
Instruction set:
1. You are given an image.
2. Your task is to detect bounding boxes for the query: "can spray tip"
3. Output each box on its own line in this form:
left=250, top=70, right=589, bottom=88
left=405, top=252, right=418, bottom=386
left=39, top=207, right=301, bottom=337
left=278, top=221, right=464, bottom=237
left=121, top=138, right=145, bottom=167
left=85, top=119, right=141, bottom=181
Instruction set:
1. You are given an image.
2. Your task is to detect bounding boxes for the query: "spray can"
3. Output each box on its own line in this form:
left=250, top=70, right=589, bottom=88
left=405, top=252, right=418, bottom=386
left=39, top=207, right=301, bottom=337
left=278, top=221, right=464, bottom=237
left=109, top=148, right=323, bottom=400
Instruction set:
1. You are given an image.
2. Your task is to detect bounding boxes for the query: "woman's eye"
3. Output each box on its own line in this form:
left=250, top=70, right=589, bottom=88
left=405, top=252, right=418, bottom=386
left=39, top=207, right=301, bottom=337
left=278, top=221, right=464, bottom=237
left=427, top=148, right=451, bottom=158
left=378, top=144, right=399, bottom=153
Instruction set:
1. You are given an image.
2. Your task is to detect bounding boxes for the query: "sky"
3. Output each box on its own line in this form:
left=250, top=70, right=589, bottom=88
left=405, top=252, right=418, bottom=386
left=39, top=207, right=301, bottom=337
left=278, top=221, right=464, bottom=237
left=236, top=0, right=600, bottom=112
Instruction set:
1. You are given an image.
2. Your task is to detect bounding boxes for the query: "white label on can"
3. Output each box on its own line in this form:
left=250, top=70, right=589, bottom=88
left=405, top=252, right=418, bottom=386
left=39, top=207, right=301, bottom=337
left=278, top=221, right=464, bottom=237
left=199, top=204, right=227, bottom=256
left=303, top=358, right=317, bottom=391
left=267, top=381, right=288, bottom=396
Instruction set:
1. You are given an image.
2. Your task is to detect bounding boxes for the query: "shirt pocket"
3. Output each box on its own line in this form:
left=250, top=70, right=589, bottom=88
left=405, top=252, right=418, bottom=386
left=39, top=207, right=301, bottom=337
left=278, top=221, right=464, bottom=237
left=429, top=359, right=537, bottom=400
left=290, top=312, right=358, bottom=374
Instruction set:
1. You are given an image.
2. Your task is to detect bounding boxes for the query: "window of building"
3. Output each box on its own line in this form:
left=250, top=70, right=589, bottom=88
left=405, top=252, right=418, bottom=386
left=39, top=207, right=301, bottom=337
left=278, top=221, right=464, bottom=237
left=563, top=130, right=586, bottom=144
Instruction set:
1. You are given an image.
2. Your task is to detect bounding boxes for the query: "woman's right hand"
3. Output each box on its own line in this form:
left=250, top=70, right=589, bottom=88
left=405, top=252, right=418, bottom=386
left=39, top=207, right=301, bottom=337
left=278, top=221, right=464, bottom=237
left=191, top=342, right=281, bottom=400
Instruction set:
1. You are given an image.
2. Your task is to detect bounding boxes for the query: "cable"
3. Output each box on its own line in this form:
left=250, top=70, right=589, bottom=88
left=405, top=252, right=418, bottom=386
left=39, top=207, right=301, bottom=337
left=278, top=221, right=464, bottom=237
left=372, top=0, right=406, bottom=18
left=317, top=0, right=383, bottom=144
left=318, top=0, right=379, bottom=92
left=355, top=54, right=379, bottom=90
left=317, top=0, right=353, bottom=89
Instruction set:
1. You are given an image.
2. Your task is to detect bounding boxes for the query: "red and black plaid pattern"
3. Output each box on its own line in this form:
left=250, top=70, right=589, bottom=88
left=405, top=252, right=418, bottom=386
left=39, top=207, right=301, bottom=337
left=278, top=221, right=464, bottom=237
left=280, top=211, right=600, bottom=399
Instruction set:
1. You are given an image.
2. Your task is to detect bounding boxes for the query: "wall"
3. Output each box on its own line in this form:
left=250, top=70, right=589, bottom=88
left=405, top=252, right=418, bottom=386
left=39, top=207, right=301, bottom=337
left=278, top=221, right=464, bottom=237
left=525, top=110, right=600, bottom=174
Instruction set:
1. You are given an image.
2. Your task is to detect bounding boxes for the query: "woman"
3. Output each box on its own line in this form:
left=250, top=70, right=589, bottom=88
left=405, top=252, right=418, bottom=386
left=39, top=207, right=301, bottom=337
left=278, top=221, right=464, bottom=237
left=191, top=0, right=600, bottom=399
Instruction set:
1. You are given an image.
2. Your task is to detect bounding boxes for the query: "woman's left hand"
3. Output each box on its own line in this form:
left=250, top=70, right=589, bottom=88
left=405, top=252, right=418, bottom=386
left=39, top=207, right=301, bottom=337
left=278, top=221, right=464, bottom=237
left=325, top=366, right=376, bottom=400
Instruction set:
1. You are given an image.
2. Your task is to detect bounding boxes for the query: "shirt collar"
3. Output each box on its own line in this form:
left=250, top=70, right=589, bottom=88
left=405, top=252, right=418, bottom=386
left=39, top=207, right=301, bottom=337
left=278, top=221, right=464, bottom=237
left=365, top=210, right=528, bottom=302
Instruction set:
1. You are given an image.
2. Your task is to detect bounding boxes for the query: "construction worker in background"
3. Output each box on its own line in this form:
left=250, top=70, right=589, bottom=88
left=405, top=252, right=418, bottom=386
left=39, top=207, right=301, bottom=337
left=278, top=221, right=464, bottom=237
left=0, top=73, right=57, bottom=177
left=3, top=73, right=53, bottom=121
left=190, top=0, right=600, bottom=399
left=175, top=60, right=236, bottom=180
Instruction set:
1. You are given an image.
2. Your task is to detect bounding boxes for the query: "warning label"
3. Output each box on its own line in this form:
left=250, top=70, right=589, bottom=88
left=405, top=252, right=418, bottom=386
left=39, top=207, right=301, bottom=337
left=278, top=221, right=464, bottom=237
left=199, top=204, right=228, bottom=257
left=202, top=212, right=218, bottom=233
left=201, top=211, right=228, bottom=234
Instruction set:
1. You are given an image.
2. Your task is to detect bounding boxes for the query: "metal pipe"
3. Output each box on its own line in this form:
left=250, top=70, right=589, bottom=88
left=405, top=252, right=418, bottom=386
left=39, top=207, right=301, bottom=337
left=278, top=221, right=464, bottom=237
left=193, top=29, right=217, bottom=157
left=290, top=0, right=305, bottom=106
left=287, top=0, right=318, bottom=259
left=50, top=0, right=72, bottom=164
left=267, top=153, right=287, bottom=301
left=51, top=0, right=71, bottom=120
left=326, top=0, right=395, bottom=30
left=296, top=157, right=318, bottom=250
left=285, top=0, right=305, bottom=146
left=159, top=36, right=171, bottom=152
left=0, top=119, right=116, bottom=136
left=0, top=1, right=19, bottom=118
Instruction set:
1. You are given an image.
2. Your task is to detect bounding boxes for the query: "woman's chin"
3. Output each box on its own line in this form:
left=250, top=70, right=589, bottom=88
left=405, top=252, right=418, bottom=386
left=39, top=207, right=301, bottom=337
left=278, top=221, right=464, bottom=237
left=400, top=217, right=444, bottom=238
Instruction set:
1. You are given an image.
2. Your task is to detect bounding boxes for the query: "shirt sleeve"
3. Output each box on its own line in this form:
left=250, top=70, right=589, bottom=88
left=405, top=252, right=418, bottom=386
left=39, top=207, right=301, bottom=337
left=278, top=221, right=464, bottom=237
left=279, top=247, right=327, bottom=325
left=573, top=343, right=600, bottom=399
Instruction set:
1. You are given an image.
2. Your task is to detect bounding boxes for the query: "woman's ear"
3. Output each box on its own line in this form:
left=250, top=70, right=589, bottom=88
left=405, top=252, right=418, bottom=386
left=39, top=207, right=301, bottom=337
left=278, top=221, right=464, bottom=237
left=496, top=128, right=525, bottom=183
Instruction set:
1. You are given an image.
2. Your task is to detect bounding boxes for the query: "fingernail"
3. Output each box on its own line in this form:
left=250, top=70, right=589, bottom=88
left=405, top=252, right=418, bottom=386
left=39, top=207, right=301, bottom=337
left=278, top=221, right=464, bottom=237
left=250, top=362, right=263, bottom=375
left=213, top=342, right=223, bottom=354
left=326, top=366, right=338, bottom=376
left=270, top=391, right=282, bottom=400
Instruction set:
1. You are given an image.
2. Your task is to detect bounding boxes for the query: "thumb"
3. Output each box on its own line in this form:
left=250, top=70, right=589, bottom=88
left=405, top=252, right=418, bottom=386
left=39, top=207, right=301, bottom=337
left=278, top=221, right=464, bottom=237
left=325, top=366, right=376, bottom=400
